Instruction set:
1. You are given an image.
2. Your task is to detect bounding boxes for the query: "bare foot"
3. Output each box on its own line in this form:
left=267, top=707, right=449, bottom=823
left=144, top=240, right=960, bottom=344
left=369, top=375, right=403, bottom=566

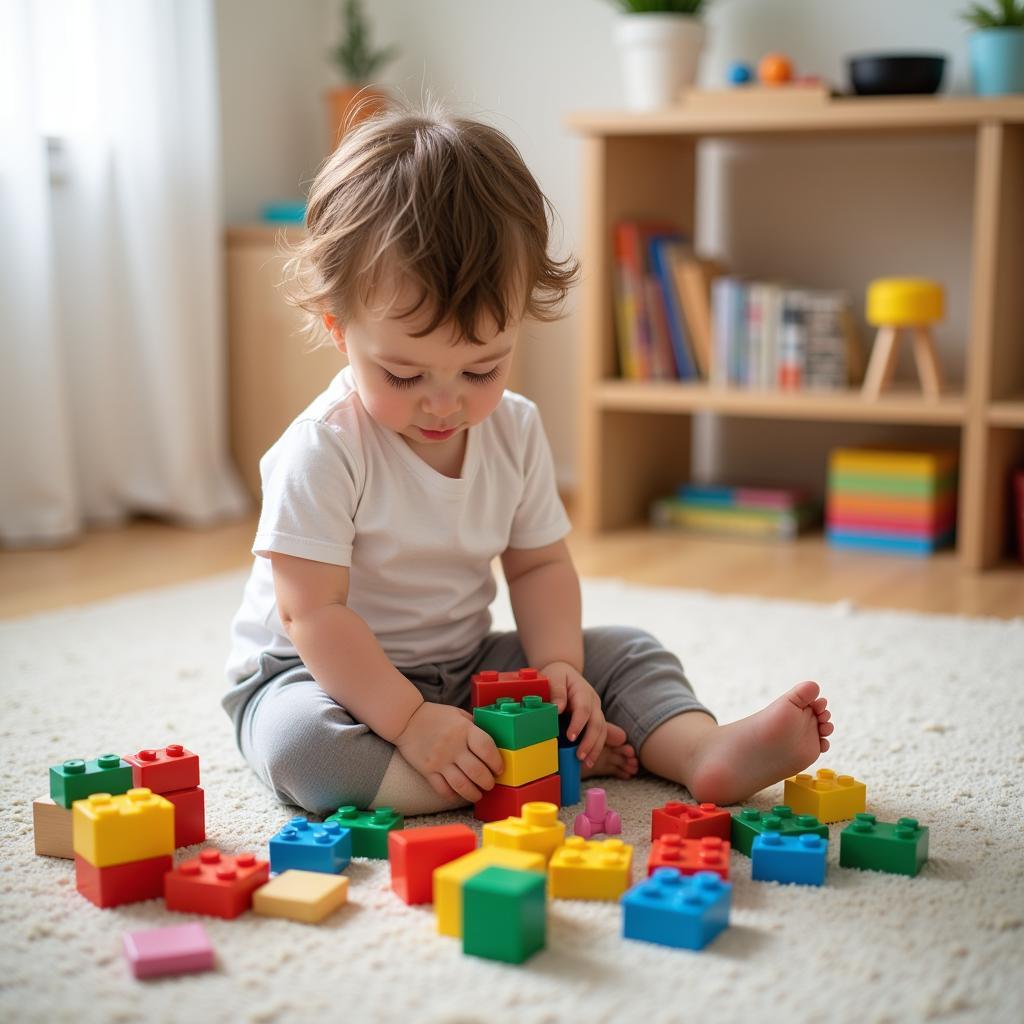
left=580, top=722, right=639, bottom=781
left=685, top=681, right=834, bottom=806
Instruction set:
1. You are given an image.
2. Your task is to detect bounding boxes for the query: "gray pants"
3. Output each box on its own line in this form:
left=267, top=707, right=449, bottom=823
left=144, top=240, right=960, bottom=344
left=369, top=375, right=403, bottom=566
left=222, top=625, right=712, bottom=817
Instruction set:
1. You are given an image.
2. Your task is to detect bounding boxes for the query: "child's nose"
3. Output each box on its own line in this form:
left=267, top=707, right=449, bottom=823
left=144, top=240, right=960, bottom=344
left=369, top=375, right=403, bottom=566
left=423, top=389, right=460, bottom=419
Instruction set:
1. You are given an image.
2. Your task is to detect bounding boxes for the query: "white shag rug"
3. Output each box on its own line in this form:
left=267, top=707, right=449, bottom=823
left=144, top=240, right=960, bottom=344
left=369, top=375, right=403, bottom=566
left=1, top=571, right=1022, bottom=1024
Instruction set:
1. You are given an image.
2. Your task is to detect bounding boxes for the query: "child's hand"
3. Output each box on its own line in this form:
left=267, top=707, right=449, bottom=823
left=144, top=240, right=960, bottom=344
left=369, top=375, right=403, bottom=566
left=393, top=701, right=505, bottom=803
left=541, top=661, right=609, bottom=769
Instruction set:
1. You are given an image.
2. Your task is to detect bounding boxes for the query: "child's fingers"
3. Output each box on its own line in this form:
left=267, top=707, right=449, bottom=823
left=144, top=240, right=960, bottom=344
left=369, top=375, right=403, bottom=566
left=456, top=750, right=496, bottom=793
left=426, top=771, right=461, bottom=803
left=548, top=679, right=568, bottom=714
left=468, top=727, right=506, bottom=776
left=577, top=714, right=607, bottom=768
left=441, top=764, right=483, bottom=803
left=564, top=700, right=592, bottom=747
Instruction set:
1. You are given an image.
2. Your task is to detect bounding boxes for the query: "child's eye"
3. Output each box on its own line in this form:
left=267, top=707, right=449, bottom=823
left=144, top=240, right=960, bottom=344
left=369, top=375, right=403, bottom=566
left=463, top=367, right=502, bottom=385
left=383, top=370, right=421, bottom=389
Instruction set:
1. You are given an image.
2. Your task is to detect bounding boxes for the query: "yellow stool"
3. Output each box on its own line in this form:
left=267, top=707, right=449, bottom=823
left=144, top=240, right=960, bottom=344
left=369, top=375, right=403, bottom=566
left=862, top=277, right=945, bottom=399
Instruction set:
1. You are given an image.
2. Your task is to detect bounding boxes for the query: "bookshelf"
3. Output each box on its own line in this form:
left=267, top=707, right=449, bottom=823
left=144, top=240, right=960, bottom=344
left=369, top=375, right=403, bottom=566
left=567, top=96, right=1024, bottom=572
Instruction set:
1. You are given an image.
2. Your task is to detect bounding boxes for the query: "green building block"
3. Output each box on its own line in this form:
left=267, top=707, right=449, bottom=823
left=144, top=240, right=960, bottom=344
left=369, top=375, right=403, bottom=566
left=49, top=754, right=133, bottom=809
left=472, top=696, right=558, bottom=751
left=463, top=866, right=546, bottom=964
left=325, top=806, right=403, bottom=858
left=731, top=805, right=828, bottom=857
left=839, top=813, right=929, bottom=877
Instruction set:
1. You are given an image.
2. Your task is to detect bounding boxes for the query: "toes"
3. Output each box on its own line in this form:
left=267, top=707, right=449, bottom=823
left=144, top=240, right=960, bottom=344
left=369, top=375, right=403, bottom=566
left=810, top=697, right=828, bottom=714
left=819, top=721, right=835, bottom=737
left=789, top=680, right=821, bottom=708
left=605, top=722, right=628, bottom=746
left=820, top=737, right=830, bottom=752
left=817, top=709, right=831, bottom=723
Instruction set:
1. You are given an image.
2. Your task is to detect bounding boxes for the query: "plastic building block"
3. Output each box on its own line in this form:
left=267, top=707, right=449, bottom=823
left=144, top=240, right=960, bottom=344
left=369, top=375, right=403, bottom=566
left=123, top=744, right=200, bottom=794
left=495, top=738, right=558, bottom=788
left=388, top=824, right=477, bottom=904
left=72, top=788, right=175, bottom=867
left=123, top=923, right=215, bottom=979
left=325, top=805, right=403, bottom=859
left=558, top=745, right=581, bottom=806
left=557, top=710, right=576, bottom=747
left=482, top=802, right=565, bottom=864
left=549, top=837, right=633, bottom=901
left=573, top=787, right=622, bottom=838
left=839, top=813, right=929, bottom=877
left=622, top=868, right=732, bottom=951
left=730, top=805, right=828, bottom=857
left=474, top=773, right=561, bottom=822
left=473, top=696, right=558, bottom=750
left=75, top=852, right=172, bottom=909
left=463, top=866, right=546, bottom=964
left=252, top=870, right=349, bottom=923
left=651, top=801, right=731, bottom=842
left=471, top=668, right=551, bottom=708
left=162, top=786, right=206, bottom=848
left=784, top=768, right=867, bottom=823
left=648, top=835, right=730, bottom=881
left=164, top=848, right=270, bottom=919
left=269, top=817, right=351, bottom=875
left=33, top=795, right=73, bottom=859
left=751, top=832, right=827, bottom=885
left=49, top=755, right=132, bottom=809
left=434, top=847, right=545, bottom=937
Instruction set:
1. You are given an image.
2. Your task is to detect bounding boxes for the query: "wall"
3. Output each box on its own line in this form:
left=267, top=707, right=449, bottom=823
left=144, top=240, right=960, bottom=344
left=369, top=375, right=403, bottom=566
left=217, top=0, right=978, bottom=489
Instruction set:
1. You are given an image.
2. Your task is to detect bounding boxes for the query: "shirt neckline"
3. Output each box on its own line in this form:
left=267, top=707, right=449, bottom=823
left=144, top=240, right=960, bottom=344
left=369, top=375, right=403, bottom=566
left=378, top=419, right=480, bottom=492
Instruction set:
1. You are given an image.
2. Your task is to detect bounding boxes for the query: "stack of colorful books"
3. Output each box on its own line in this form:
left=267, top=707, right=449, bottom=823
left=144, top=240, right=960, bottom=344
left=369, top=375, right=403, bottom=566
left=651, top=484, right=822, bottom=540
left=826, top=448, right=958, bottom=555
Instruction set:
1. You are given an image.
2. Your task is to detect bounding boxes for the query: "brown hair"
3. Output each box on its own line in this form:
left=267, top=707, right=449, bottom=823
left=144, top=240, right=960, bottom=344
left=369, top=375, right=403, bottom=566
left=281, top=96, right=579, bottom=347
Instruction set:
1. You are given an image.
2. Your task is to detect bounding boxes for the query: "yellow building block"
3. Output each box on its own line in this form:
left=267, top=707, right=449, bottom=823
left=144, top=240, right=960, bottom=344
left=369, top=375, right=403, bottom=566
left=549, top=837, right=633, bottom=901
left=495, top=738, right=558, bottom=787
left=72, top=788, right=174, bottom=867
left=434, top=847, right=545, bottom=937
left=482, top=801, right=565, bottom=864
left=784, top=768, right=867, bottom=824
left=252, top=869, right=348, bottom=923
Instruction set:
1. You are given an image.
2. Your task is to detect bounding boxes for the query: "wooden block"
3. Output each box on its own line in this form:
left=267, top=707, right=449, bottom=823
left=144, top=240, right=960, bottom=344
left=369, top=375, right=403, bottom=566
left=33, top=795, right=73, bottom=859
left=252, top=869, right=349, bottom=923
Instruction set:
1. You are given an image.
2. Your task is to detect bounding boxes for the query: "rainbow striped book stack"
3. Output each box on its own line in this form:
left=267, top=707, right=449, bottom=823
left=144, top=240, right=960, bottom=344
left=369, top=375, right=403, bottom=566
left=651, top=484, right=821, bottom=540
left=826, top=448, right=958, bottom=556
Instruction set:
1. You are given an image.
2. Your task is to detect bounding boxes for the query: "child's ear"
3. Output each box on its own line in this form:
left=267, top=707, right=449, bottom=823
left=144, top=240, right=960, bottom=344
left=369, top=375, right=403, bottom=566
left=322, top=313, right=347, bottom=354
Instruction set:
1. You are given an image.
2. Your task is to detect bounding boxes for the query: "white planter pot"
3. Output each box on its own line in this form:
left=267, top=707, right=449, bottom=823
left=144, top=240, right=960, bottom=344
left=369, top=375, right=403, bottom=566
left=614, top=13, right=706, bottom=110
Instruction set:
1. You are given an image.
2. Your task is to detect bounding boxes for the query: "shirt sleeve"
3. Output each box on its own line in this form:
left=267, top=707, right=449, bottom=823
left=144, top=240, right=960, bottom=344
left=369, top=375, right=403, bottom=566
left=507, top=401, right=572, bottom=550
left=252, top=419, right=363, bottom=566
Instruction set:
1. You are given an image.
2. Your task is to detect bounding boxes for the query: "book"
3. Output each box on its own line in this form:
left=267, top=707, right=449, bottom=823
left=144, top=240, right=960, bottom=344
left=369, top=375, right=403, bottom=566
left=675, top=256, right=725, bottom=380
left=648, top=235, right=696, bottom=379
left=643, top=273, right=677, bottom=380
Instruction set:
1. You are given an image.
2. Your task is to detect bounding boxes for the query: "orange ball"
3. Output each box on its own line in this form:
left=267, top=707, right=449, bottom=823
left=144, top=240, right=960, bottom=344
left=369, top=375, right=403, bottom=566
left=758, top=53, right=794, bottom=85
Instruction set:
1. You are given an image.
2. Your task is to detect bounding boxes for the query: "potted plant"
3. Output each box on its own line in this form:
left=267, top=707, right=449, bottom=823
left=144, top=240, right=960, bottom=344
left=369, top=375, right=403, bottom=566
left=610, top=0, right=710, bottom=110
left=962, top=0, right=1024, bottom=95
left=325, top=0, right=399, bottom=149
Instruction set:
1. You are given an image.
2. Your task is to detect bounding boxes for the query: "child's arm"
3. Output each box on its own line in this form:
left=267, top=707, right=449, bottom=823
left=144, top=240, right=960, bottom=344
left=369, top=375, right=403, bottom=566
left=501, top=540, right=610, bottom=766
left=270, top=552, right=503, bottom=801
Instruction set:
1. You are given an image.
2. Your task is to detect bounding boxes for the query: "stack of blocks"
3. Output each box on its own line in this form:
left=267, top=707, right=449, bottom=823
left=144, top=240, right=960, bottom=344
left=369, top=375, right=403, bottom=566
left=730, top=805, right=828, bottom=857
left=123, top=744, right=205, bottom=849
left=73, top=787, right=175, bottom=908
left=470, top=670, right=563, bottom=821
left=826, top=447, right=958, bottom=555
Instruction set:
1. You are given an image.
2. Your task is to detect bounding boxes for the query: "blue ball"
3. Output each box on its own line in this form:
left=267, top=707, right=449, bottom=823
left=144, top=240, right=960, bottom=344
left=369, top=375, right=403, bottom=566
left=728, top=62, right=753, bottom=85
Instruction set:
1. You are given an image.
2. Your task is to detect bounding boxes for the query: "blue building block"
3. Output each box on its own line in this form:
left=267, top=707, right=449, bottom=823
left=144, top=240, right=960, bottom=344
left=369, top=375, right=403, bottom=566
left=751, top=831, right=827, bottom=886
left=269, top=817, right=351, bottom=875
left=558, top=744, right=581, bottom=806
left=622, top=868, right=731, bottom=951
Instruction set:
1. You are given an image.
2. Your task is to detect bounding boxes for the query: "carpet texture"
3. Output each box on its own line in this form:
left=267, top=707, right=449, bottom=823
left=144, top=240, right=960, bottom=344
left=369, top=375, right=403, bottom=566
left=1, top=571, right=1022, bottom=1024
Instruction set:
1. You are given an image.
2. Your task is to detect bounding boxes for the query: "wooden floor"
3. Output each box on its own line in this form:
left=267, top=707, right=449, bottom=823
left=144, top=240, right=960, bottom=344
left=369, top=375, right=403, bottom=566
left=2, top=511, right=1022, bottom=620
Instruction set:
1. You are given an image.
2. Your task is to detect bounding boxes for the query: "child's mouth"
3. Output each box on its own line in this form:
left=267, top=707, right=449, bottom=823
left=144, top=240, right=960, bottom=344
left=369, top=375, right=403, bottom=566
left=419, top=426, right=457, bottom=441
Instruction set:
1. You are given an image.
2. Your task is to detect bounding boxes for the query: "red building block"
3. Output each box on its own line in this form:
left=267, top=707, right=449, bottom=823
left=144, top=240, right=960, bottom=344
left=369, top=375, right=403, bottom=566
left=123, top=744, right=200, bottom=794
left=651, top=801, right=732, bottom=842
left=163, top=786, right=206, bottom=848
left=647, top=834, right=730, bottom=881
left=471, top=669, right=551, bottom=709
left=474, top=774, right=561, bottom=822
left=75, top=852, right=172, bottom=909
left=164, top=848, right=269, bottom=919
left=388, top=824, right=477, bottom=904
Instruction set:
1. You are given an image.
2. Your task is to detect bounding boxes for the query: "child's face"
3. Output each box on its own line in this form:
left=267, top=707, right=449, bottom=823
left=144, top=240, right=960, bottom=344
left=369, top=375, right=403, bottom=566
left=324, top=288, right=518, bottom=458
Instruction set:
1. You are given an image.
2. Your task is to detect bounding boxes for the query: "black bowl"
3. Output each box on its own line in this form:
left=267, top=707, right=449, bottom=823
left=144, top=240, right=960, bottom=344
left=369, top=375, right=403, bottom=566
left=848, top=53, right=947, bottom=96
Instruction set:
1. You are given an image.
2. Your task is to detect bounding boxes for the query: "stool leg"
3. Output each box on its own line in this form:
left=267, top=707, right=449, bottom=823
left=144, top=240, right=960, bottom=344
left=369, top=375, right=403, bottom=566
left=911, top=326, right=943, bottom=398
left=862, top=325, right=901, bottom=399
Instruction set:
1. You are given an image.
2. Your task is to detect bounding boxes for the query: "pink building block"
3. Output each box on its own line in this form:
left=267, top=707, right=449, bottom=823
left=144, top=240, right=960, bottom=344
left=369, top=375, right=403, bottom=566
left=573, top=787, right=622, bottom=838
left=122, top=922, right=215, bottom=979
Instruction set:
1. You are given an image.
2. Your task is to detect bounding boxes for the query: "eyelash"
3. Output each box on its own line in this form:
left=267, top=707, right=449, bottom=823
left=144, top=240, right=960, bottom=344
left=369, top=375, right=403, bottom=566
left=382, top=367, right=502, bottom=390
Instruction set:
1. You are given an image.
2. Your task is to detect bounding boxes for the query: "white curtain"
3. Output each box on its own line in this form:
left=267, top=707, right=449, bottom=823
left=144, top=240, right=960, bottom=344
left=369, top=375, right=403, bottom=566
left=0, top=0, right=250, bottom=547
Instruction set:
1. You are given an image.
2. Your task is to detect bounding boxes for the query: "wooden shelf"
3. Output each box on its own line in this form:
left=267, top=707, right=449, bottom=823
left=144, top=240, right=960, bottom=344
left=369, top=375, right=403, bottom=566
left=988, top=397, right=1024, bottom=428
left=595, top=381, right=966, bottom=426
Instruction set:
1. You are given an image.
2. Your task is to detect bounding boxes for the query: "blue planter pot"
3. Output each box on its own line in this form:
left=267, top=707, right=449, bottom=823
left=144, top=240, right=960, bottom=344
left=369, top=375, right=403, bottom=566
left=969, top=28, right=1024, bottom=95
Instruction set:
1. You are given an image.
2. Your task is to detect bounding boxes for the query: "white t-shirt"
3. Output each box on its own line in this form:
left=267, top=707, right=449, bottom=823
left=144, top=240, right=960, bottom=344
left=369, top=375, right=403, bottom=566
left=225, top=365, right=571, bottom=683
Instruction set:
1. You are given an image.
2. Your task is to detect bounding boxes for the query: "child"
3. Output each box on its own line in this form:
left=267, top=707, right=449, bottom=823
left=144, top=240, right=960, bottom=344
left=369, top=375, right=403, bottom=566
left=223, top=101, right=833, bottom=817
